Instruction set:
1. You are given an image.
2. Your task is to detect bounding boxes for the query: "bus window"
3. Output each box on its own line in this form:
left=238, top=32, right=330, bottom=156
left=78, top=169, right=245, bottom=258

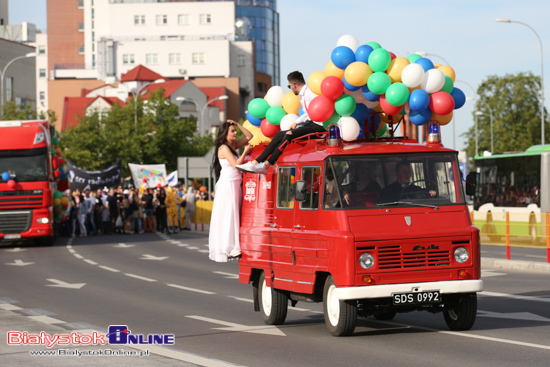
left=300, top=166, right=320, bottom=210
left=276, top=166, right=296, bottom=209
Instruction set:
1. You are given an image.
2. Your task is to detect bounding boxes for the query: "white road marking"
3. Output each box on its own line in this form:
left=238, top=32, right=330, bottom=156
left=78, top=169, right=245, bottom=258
left=140, top=254, right=168, bottom=261
left=28, top=315, right=65, bottom=324
left=478, top=310, right=550, bottom=322
left=525, top=255, right=547, bottom=259
left=5, top=259, right=34, bottom=266
left=5, top=247, right=25, bottom=252
left=74, top=254, right=84, bottom=259
left=84, top=259, right=98, bottom=265
left=227, top=296, right=253, bottom=303
left=481, top=270, right=506, bottom=278
left=186, top=246, right=199, bottom=250
left=125, top=273, right=157, bottom=282
left=99, top=265, right=120, bottom=272
left=46, top=278, right=86, bottom=289
left=0, top=303, right=21, bottom=311
left=178, top=244, right=189, bottom=247
left=67, top=245, right=72, bottom=249
left=114, top=243, right=135, bottom=248
left=198, top=249, right=209, bottom=253
left=68, top=248, right=76, bottom=254
left=187, top=315, right=286, bottom=336
left=213, top=271, right=239, bottom=279
left=166, top=283, right=215, bottom=295
left=481, top=291, right=550, bottom=303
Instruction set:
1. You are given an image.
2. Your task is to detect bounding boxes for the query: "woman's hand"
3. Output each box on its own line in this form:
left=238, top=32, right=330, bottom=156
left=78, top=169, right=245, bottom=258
left=243, top=144, right=253, bottom=155
left=227, top=119, right=240, bottom=126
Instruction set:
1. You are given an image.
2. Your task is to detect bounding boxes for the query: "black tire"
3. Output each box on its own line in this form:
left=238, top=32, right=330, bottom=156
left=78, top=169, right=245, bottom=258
left=323, top=275, right=357, bottom=336
left=443, top=293, right=477, bottom=331
left=258, top=272, right=288, bottom=325
left=373, top=310, right=397, bottom=320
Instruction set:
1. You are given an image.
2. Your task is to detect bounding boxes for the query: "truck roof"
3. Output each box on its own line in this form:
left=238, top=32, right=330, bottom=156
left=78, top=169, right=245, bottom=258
left=0, top=120, right=50, bottom=150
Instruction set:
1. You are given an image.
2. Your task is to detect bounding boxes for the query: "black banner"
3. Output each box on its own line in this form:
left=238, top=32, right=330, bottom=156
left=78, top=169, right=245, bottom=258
left=67, top=159, right=122, bottom=191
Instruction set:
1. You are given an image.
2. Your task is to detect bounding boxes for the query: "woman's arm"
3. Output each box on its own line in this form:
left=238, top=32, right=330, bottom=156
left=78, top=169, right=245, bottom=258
left=228, top=119, right=253, bottom=149
left=219, top=144, right=252, bottom=168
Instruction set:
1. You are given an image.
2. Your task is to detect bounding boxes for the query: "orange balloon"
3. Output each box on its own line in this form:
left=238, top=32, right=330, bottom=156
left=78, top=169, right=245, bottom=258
left=437, top=65, right=456, bottom=82
left=387, top=57, right=410, bottom=83
left=324, top=60, right=345, bottom=80
left=307, top=71, right=326, bottom=95
left=344, top=62, right=373, bottom=87
left=282, top=91, right=301, bottom=114
left=432, top=112, right=453, bottom=126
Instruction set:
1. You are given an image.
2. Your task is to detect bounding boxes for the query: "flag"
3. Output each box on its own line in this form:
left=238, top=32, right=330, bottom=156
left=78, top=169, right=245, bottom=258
left=166, top=170, right=178, bottom=186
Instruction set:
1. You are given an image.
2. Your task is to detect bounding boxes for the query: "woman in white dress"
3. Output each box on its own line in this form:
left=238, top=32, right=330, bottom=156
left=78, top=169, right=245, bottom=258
left=209, top=120, right=253, bottom=262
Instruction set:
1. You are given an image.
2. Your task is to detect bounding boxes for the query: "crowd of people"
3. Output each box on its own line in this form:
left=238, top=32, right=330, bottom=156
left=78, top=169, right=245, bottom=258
left=59, top=184, right=209, bottom=237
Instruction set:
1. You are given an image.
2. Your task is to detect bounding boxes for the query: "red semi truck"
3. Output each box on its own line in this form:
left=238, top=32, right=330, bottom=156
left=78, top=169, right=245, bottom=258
left=238, top=127, right=482, bottom=336
left=0, top=120, right=56, bottom=246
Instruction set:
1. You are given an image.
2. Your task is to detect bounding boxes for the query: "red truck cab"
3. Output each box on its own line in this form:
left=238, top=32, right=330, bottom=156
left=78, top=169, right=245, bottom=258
left=0, top=120, right=56, bottom=246
left=238, top=130, right=482, bottom=336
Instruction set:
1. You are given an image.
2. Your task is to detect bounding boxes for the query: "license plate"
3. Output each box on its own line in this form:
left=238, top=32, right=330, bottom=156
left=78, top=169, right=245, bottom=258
left=4, top=234, right=21, bottom=239
left=392, top=291, right=441, bottom=305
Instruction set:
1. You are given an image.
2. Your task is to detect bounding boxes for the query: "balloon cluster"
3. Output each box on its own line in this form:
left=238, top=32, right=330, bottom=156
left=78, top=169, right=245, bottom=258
left=1, top=171, right=17, bottom=189
left=51, top=130, right=71, bottom=223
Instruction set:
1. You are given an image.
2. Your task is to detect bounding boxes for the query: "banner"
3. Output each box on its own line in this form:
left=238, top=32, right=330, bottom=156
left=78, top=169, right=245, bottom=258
left=128, top=163, right=167, bottom=188
left=166, top=170, right=178, bottom=187
left=67, top=159, right=123, bottom=191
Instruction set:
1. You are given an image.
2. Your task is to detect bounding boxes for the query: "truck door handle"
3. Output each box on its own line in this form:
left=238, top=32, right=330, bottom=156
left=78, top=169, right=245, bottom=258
left=270, top=223, right=277, bottom=228
left=294, top=224, right=301, bottom=229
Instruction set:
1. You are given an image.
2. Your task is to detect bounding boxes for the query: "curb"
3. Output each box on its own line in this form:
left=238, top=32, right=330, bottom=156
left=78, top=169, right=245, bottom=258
left=481, top=257, right=550, bottom=273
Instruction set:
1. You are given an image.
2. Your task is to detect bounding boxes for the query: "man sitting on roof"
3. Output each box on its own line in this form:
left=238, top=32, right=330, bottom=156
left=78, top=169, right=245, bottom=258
left=237, top=71, right=325, bottom=174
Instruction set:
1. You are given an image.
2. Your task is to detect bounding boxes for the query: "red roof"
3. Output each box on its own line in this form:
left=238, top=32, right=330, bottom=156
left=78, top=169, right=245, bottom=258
left=198, top=86, right=227, bottom=112
left=61, top=96, right=124, bottom=131
left=142, top=79, right=187, bottom=99
left=121, top=65, right=165, bottom=82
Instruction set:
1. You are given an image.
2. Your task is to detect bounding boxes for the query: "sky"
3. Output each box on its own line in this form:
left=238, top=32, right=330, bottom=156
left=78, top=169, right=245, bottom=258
left=9, top=0, right=550, bottom=152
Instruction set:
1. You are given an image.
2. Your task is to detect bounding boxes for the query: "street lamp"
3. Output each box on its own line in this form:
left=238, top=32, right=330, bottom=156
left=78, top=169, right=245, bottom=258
left=132, top=79, right=165, bottom=132
left=0, top=52, right=37, bottom=118
left=496, top=18, right=545, bottom=145
left=176, top=95, right=228, bottom=134
left=475, top=107, right=495, bottom=153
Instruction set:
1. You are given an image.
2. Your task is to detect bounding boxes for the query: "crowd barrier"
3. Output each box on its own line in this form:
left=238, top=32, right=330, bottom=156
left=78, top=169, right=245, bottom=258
left=471, top=211, right=550, bottom=262
left=179, top=201, right=213, bottom=232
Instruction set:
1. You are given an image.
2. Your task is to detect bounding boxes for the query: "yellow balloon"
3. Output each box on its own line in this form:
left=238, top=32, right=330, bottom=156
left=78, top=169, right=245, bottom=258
left=433, top=112, right=453, bottom=126
left=434, top=63, right=442, bottom=68
left=437, top=65, right=456, bottom=82
left=344, top=62, right=373, bottom=87
left=244, top=120, right=272, bottom=146
left=53, top=198, right=61, bottom=206
left=282, top=92, right=301, bottom=115
left=307, top=71, right=326, bottom=95
left=387, top=57, right=410, bottom=83
left=324, top=60, right=345, bottom=80
left=60, top=197, right=69, bottom=205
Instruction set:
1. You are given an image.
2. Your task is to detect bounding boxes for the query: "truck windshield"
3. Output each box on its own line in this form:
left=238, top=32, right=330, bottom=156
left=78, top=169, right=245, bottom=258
left=0, top=151, right=49, bottom=183
left=323, top=154, right=464, bottom=209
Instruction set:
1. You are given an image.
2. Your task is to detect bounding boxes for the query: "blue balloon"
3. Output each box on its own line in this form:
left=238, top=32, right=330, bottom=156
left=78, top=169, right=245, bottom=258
left=2, top=171, right=10, bottom=181
left=357, top=120, right=365, bottom=139
left=343, top=76, right=361, bottom=92
left=246, top=111, right=262, bottom=127
left=361, top=85, right=380, bottom=102
left=408, top=89, right=430, bottom=112
left=451, top=87, right=466, bottom=109
left=415, top=57, right=435, bottom=72
left=331, top=46, right=356, bottom=69
left=350, top=103, right=369, bottom=123
left=409, top=108, right=433, bottom=126
left=355, top=45, right=374, bottom=64
left=298, top=106, right=304, bottom=116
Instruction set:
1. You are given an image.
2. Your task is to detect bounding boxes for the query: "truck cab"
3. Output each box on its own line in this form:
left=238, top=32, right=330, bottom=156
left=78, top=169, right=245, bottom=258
left=238, top=130, right=482, bottom=336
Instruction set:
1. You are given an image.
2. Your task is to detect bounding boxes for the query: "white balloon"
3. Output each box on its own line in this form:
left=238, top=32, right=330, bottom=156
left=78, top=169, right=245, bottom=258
left=265, top=86, right=286, bottom=107
left=280, top=113, right=299, bottom=131
left=401, top=63, right=425, bottom=88
left=338, top=116, right=360, bottom=141
left=337, top=34, right=360, bottom=53
left=346, top=88, right=366, bottom=103
left=421, top=69, right=446, bottom=94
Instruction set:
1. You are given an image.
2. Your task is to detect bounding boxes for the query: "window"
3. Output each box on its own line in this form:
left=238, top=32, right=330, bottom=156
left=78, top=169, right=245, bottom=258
left=78, top=23, right=84, bottom=32
left=123, top=54, right=135, bottom=65
left=78, top=45, right=84, bottom=54
left=179, top=100, right=197, bottom=112
left=192, top=52, right=204, bottom=65
left=6, top=77, right=13, bottom=102
left=178, top=14, right=189, bottom=25
left=134, top=15, right=145, bottom=26
left=39, top=91, right=45, bottom=100
left=276, top=166, right=296, bottom=209
left=38, top=45, right=46, bottom=55
left=156, top=14, right=167, bottom=26
left=39, top=69, right=46, bottom=78
left=300, top=166, right=320, bottom=210
left=237, top=54, right=245, bottom=67
left=77, top=1, right=84, bottom=9
left=169, top=53, right=181, bottom=65
left=146, top=54, right=158, bottom=65
left=199, top=14, right=211, bottom=25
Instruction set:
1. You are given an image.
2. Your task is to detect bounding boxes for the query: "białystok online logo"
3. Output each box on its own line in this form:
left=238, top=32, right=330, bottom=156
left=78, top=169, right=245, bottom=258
left=8, top=325, right=175, bottom=348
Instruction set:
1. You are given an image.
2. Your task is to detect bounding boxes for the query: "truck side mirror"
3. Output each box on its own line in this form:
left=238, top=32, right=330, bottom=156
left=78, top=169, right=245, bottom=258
left=465, top=172, right=477, bottom=196
left=295, top=180, right=307, bottom=202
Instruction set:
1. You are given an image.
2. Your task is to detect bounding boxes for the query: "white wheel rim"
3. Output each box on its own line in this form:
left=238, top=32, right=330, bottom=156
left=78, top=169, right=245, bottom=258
left=261, top=278, right=272, bottom=316
left=326, top=284, right=340, bottom=326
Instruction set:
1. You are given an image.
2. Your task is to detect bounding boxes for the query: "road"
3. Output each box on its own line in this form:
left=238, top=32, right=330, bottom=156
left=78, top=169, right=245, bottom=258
left=1, top=231, right=549, bottom=366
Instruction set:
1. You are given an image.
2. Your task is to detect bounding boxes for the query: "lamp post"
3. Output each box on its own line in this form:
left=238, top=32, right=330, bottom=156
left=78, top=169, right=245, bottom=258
left=475, top=107, right=495, bottom=153
left=496, top=18, right=545, bottom=145
left=132, top=79, right=165, bottom=132
left=0, top=52, right=37, bottom=118
left=176, top=95, right=228, bottom=134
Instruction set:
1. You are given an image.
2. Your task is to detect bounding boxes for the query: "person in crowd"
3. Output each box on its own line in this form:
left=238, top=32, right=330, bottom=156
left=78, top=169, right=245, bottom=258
left=156, top=187, right=168, bottom=233
left=141, top=187, right=155, bottom=233
left=93, top=189, right=105, bottom=235
left=175, top=185, right=185, bottom=230
left=75, top=192, right=87, bottom=237
left=237, top=71, right=323, bottom=174
left=209, top=119, right=253, bottom=262
left=70, top=190, right=81, bottom=237
left=127, top=188, right=139, bottom=234
left=183, top=185, right=198, bottom=231
left=98, top=188, right=110, bottom=234
left=166, top=186, right=183, bottom=234
left=83, top=188, right=97, bottom=235
left=120, top=189, right=132, bottom=234
left=378, top=161, right=436, bottom=203
left=106, top=188, right=119, bottom=234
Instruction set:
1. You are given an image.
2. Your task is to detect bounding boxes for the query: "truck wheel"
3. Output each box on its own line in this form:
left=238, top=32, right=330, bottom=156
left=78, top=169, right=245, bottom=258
left=373, top=310, right=396, bottom=320
left=323, top=275, right=357, bottom=336
left=258, top=272, right=288, bottom=325
left=443, top=293, right=477, bottom=331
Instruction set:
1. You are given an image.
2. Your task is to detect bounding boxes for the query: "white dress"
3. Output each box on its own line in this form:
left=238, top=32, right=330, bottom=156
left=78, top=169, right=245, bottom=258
left=209, top=157, right=242, bottom=262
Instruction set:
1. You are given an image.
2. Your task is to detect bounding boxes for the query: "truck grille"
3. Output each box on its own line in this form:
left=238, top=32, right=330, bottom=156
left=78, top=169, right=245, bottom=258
left=0, top=211, right=32, bottom=233
left=0, top=190, right=43, bottom=209
left=378, top=245, right=451, bottom=269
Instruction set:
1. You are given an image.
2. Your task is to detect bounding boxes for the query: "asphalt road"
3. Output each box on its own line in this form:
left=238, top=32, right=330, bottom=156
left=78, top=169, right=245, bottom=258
left=1, top=231, right=549, bottom=366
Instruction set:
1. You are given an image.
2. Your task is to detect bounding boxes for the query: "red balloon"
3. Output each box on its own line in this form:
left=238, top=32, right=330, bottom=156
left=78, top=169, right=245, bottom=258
left=320, top=76, right=344, bottom=100
left=7, top=179, right=16, bottom=189
left=58, top=158, right=66, bottom=166
left=54, top=170, right=61, bottom=178
left=260, top=118, right=281, bottom=138
left=429, top=91, right=455, bottom=115
left=389, top=51, right=396, bottom=60
left=379, top=94, right=403, bottom=115
left=308, top=95, right=335, bottom=122
left=52, top=157, right=59, bottom=169
left=57, top=178, right=69, bottom=192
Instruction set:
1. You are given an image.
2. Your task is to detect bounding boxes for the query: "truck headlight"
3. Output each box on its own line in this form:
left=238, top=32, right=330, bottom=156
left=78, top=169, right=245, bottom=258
left=36, top=217, right=49, bottom=224
left=454, top=247, right=469, bottom=263
left=359, top=253, right=375, bottom=269
left=34, top=132, right=46, bottom=144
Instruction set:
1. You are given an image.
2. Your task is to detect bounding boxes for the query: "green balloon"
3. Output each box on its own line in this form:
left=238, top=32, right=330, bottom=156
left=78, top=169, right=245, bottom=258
left=265, top=106, right=286, bottom=125
left=368, top=48, right=391, bottom=72
left=369, top=124, right=388, bottom=138
left=407, top=53, right=422, bottom=63
left=441, top=76, right=454, bottom=94
left=367, top=72, right=391, bottom=95
left=52, top=137, right=60, bottom=146
left=53, top=191, right=62, bottom=199
left=51, top=148, right=56, bottom=156
left=334, top=95, right=357, bottom=117
left=322, top=112, right=340, bottom=130
left=385, top=83, right=410, bottom=107
left=366, top=41, right=382, bottom=50
left=248, top=98, right=270, bottom=119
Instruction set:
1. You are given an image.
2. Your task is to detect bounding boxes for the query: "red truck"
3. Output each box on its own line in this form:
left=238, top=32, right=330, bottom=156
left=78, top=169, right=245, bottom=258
left=238, top=127, right=482, bottom=336
left=0, top=120, right=56, bottom=246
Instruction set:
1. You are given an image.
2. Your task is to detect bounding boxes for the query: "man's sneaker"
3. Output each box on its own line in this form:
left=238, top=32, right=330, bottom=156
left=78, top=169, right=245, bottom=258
left=252, top=162, right=268, bottom=174
left=236, top=162, right=255, bottom=173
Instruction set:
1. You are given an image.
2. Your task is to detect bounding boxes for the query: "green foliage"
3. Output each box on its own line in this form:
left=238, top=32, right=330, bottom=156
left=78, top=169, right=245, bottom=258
left=60, top=89, right=214, bottom=176
left=1, top=101, right=58, bottom=125
left=461, top=72, right=548, bottom=158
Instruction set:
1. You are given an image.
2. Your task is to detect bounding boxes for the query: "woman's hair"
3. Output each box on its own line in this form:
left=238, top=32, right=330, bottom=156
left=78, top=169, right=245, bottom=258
left=212, top=121, right=238, bottom=180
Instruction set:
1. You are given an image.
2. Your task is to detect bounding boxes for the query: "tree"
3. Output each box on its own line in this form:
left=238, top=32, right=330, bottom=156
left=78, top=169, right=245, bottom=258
left=461, top=72, right=548, bottom=159
left=1, top=101, right=57, bottom=124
